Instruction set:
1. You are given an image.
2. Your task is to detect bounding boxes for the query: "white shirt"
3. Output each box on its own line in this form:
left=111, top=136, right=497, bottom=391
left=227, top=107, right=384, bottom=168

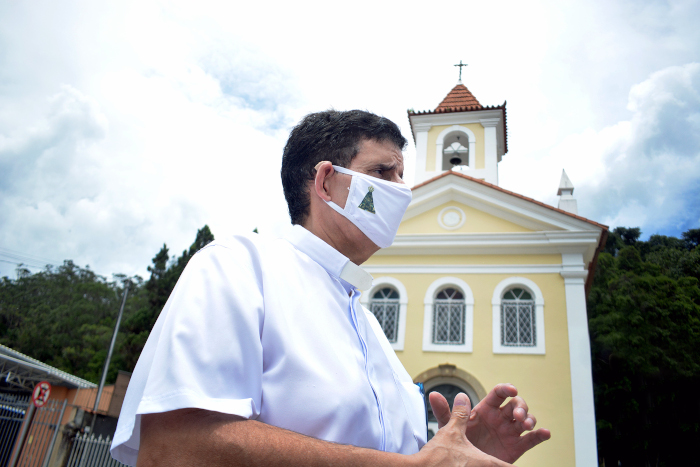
left=111, top=225, right=427, bottom=466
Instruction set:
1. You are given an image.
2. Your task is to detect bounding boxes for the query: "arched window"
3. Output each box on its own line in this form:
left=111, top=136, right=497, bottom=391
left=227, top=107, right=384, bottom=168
left=360, top=277, right=408, bottom=351
left=501, top=288, right=535, bottom=346
left=442, top=138, right=469, bottom=169
left=369, top=287, right=400, bottom=343
left=433, top=288, right=465, bottom=345
left=492, top=277, right=545, bottom=354
left=423, top=277, right=473, bottom=353
left=435, top=125, right=476, bottom=172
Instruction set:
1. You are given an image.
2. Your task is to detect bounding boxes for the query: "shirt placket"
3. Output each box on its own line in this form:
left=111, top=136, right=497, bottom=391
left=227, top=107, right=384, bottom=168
left=348, top=288, right=386, bottom=451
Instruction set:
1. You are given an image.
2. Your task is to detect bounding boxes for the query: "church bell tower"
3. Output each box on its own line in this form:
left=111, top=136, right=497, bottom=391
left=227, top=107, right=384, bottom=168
left=408, top=67, right=508, bottom=186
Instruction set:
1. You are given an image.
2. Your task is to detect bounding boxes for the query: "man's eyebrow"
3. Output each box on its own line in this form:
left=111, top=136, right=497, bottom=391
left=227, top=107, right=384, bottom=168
left=375, top=162, right=397, bottom=171
left=374, top=162, right=404, bottom=179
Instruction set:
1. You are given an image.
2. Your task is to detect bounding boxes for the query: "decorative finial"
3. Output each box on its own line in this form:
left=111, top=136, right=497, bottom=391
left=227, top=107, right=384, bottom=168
left=454, top=60, right=468, bottom=82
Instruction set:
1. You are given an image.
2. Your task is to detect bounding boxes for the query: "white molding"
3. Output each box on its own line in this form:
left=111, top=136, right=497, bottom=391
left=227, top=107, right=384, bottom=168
left=491, top=277, right=545, bottom=355
left=410, top=109, right=504, bottom=128
left=560, top=271, right=588, bottom=280
left=422, top=277, right=474, bottom=353
left=479, top=118, right=500, bottom=127
left=562, top=274, right=598, bottom=465
left=413, top=129, right=430, bottom=186
left=412, top=122, right=433, bottom=132
left=378, top=230, right=601, bottom=266
left=363, top=264, right=564, bottom=275
left=435, top=125, right=477, bottom=171
left=481, top=121, right=498, bottom=185
left=437, top=206, right=466, bottom=230
left=360, top=277, right=408, bottom=351
left=407, top=175, right=603, bottom=233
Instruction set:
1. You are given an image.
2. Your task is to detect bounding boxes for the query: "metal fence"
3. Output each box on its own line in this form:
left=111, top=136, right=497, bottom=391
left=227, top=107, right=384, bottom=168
left=66, top=433, right=128, bottom=467
left=15, top=399, right=67, bottom=467
left=0, top=394, right=30, bottom=466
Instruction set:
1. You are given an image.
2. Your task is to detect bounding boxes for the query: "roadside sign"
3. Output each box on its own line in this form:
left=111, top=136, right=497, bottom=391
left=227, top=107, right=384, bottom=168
left=32, top=381, right=51, bottom=408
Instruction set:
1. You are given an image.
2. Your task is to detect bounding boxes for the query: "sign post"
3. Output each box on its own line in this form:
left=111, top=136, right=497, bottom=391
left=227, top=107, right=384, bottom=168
left=8, top=381, right=52, bottom=467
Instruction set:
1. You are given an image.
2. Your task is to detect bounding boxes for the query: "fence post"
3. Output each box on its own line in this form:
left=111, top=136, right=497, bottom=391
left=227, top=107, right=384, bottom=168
left=7, top=402, right=36, bottom=467
left=41, top=399, right=68, bottom=467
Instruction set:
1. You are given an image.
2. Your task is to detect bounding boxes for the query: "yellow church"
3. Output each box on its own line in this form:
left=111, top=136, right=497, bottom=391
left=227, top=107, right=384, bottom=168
left=362, top=81, right=608, bottom=466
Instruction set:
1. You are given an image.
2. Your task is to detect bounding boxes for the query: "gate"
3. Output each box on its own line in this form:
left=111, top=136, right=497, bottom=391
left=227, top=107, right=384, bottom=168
left=0, top=394, right=30, bottom=466
left=14, top=399, right=67, bottom=467
left=66, top=433, right=128, bottom=467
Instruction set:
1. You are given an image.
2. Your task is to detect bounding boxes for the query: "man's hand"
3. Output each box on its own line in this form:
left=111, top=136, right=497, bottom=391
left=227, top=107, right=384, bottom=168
left=429, top=384, right=551, bottom=463
left=139, top=406, right=513, bottom=467
left=414, top=393, right=514, bottom=467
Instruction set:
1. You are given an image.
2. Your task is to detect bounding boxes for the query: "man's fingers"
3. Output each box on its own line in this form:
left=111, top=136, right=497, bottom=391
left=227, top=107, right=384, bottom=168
left=507, top=412, right=537, bottom=436
left=482, top=383, right=518, bottom=409
left=522, top=413, right=537, bottom=431
left=501, top=396, right=529, bottom=422
left=446, top=393, right=472, bottom=434
left=428, top=392, right=451, bottom=429
left=516, top=428, right=552, bottom=454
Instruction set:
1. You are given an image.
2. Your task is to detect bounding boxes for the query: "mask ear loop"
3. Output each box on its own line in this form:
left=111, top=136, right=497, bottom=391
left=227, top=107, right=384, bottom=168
left=315, top=161, right=356, bottom=211
left=314, top=161, right=351, bottom=190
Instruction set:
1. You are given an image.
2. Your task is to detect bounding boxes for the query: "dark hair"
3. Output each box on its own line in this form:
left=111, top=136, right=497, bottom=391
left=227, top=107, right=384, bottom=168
left=281, top=110, right=407, bottom=225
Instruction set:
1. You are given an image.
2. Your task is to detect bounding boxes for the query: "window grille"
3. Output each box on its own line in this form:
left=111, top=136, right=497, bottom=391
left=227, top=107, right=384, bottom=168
left=370, top=287, right=400, bottom=343
left=501, top=288, right=535, bottom=346
left=432, top=288, right=466, bottom=345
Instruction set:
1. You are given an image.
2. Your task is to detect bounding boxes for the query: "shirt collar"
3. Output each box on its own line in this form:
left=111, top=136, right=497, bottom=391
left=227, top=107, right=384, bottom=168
left=284, top=225, right=374, bottom=291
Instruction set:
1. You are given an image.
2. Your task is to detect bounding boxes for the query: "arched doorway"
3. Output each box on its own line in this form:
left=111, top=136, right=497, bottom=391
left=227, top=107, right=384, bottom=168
left=415, top=365, right=486, bottom=440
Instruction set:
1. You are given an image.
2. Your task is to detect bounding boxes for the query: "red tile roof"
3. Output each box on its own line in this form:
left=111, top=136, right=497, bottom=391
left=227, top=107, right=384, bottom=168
left=435, top=83, right=482, bottom=111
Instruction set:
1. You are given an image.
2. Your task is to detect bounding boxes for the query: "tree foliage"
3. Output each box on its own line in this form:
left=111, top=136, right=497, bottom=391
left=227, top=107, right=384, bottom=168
left=0, top=225, right=214, bottom=384
left=589, top=227, right=700, bottom=466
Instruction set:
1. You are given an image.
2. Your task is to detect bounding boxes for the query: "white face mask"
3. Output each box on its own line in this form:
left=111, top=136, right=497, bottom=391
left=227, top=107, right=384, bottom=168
left=325, top=165, right=412, bottom=248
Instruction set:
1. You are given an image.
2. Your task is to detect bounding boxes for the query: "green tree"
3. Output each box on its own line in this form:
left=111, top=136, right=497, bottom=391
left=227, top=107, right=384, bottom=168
left=0, top=225, right=214, bottom=384
left=0, top=261, right=130, bottom=382
left=589, top=228, right=700, bottom=466
left=123, top=225, right=215, bottom=372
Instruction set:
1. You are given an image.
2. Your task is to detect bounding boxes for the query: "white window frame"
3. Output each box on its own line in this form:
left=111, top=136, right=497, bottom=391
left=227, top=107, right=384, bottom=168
left=435, top=125, right=477, bottom=172
left=423, top=277, right=474, bottom=353
left=361, top=277, right=408, bottom=351
left=492, top=277, right=545, bottom=354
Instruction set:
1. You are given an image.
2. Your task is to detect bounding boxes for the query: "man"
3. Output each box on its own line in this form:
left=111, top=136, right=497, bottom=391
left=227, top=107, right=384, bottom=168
left=111, top=110, right=550, bottom=466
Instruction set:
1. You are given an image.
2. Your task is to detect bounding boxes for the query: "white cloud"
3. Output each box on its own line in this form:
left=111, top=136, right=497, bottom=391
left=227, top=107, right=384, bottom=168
left=1, top=0, right=699, bottom=278
left=518, top=63, right=700, bottom=237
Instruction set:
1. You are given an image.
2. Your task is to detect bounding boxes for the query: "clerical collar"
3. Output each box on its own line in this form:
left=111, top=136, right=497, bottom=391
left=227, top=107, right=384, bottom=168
left=284, top=225, right=374, bottom=291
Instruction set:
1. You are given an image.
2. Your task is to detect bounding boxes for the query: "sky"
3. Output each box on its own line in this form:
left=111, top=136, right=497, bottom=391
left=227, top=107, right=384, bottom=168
left=1, top=0, right=699, bottom=280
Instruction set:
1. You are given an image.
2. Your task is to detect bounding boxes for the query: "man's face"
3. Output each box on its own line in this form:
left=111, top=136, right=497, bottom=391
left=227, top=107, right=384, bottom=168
left=310, top=138, right=406, bottom=263
left=348, top=139, right=405, bottom=184
left=327, top=139, right=405, bottom=210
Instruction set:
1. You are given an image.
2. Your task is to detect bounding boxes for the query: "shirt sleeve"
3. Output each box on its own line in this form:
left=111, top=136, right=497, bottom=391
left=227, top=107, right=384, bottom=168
left=136, top=240, right=265, bottom=419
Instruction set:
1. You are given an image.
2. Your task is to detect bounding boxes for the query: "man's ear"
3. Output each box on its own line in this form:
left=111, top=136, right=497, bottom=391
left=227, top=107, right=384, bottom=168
left=313, top=161, right=334, bottom=202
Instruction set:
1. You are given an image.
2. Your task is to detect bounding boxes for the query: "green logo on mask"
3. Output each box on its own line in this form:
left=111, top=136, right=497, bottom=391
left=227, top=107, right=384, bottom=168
left=358, top=186, right=376, bottom=214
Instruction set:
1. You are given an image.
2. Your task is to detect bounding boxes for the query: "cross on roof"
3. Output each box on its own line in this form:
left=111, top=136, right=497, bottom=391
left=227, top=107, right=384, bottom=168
left=454, top=60, right=468, bottom=81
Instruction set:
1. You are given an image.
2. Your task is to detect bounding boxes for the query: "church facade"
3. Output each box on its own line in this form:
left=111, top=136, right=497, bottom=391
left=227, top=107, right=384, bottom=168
left=362, top=83, right=607, bottom=466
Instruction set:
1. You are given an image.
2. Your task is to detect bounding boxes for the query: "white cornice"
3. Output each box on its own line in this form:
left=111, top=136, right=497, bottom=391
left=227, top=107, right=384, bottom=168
left=479, top=118, right=500, bottom=128
left=412, top=122, right=432, bottom=132
left=409, top=109, right=503, bottom=127
left=410, top=109, right=504, bottom=141
left=560, top=270, right=589, bottom=281
left=377, top=230, right=601, bottom=264
left=363, top=264, right=566, bottom=275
